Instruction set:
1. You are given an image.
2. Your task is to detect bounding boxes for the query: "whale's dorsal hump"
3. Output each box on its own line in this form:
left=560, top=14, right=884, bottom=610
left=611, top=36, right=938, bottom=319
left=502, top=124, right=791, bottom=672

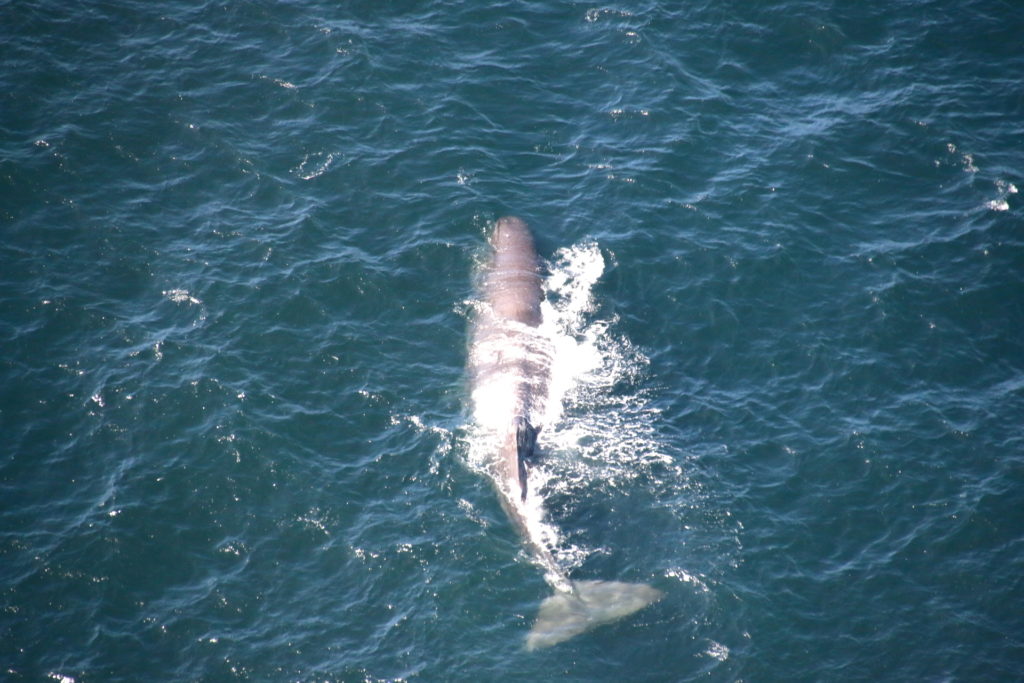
left=514, top=416, right=540, bottom=501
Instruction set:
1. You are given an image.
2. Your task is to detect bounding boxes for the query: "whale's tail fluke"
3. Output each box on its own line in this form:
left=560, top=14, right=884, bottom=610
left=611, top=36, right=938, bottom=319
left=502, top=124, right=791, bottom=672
left=525, top=580, right=663, bottom=651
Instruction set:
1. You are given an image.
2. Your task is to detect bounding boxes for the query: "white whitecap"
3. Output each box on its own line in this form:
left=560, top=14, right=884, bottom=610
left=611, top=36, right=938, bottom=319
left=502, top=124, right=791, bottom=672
left=162, top=288, right=201, bottom=305
left=295, top=152, right=335, bottom=180
left=705, top=640, right=730, bottom=661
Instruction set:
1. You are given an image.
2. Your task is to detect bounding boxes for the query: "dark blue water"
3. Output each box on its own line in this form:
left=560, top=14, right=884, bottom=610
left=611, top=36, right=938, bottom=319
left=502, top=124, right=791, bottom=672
left=3, top=1, right=1023, bottom=680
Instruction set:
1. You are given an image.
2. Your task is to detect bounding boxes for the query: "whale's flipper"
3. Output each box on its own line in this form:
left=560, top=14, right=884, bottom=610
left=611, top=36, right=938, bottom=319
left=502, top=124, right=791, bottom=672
left=514, top=417, right=539, bottom=501
left=525, top=580, right=663, bottom=651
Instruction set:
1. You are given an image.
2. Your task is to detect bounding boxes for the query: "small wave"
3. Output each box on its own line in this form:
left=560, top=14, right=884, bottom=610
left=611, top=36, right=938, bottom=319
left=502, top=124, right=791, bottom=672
left=985, top=179, right=1017, bottom=211
left=162, top=288, right=201, bottom=305
left=294, top=151, right=335, bottom=180
left=665, top=567, right=711, bottom=593
left=584, top=7, right=635, bottom=23
left=161, top=289, right=207, bottom=328
left=704, top=640, right=730, bottom=661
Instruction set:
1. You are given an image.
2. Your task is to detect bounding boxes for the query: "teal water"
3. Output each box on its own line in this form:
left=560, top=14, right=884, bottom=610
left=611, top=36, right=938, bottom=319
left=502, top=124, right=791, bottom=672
left=3, top=1, right=1023, bottom=680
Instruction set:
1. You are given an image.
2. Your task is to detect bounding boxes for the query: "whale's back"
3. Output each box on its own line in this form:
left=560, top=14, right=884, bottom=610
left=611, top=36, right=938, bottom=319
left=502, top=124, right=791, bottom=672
left=485, top=216, right=542, bottom=327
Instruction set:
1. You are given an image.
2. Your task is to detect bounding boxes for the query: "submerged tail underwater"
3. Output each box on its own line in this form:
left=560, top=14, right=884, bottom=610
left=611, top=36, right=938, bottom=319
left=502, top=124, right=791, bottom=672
left=467, top=217, right=662, bottom=650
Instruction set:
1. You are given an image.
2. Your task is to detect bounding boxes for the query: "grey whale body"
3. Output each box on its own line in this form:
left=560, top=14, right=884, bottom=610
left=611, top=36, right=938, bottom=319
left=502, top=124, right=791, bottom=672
left=473, top=216, right=546, bottom=504
left=469, top=216, right=661, bottom=650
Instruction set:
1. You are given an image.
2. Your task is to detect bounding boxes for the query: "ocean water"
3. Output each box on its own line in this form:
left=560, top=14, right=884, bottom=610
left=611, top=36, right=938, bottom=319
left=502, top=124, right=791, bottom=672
left=2, top=0, right=1023, bottom=680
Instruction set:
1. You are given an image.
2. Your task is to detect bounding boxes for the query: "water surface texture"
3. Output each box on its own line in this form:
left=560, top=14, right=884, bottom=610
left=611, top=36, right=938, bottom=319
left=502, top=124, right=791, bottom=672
left=3, top=1, right=1023, bottom=680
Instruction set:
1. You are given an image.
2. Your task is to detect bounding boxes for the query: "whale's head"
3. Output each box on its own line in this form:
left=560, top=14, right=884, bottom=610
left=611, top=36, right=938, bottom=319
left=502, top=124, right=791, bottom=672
left=491, top=216, right=535, bottom=258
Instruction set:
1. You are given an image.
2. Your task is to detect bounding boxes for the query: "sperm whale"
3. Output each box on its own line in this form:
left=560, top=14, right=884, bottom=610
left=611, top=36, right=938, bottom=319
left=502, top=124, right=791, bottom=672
left=468, top=216, right=662, bottom=650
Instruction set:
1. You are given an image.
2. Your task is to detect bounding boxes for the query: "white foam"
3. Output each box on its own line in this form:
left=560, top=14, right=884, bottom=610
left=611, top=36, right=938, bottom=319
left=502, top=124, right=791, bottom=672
left=986, top=179, right=1017, bottom=211
left=294, top=151, right=335, bottom=180
left=705, top=640, right=730, bottom=661
left=162, top=288, right=201, bottom=305
left=542, top=243, right=675, bottom=488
